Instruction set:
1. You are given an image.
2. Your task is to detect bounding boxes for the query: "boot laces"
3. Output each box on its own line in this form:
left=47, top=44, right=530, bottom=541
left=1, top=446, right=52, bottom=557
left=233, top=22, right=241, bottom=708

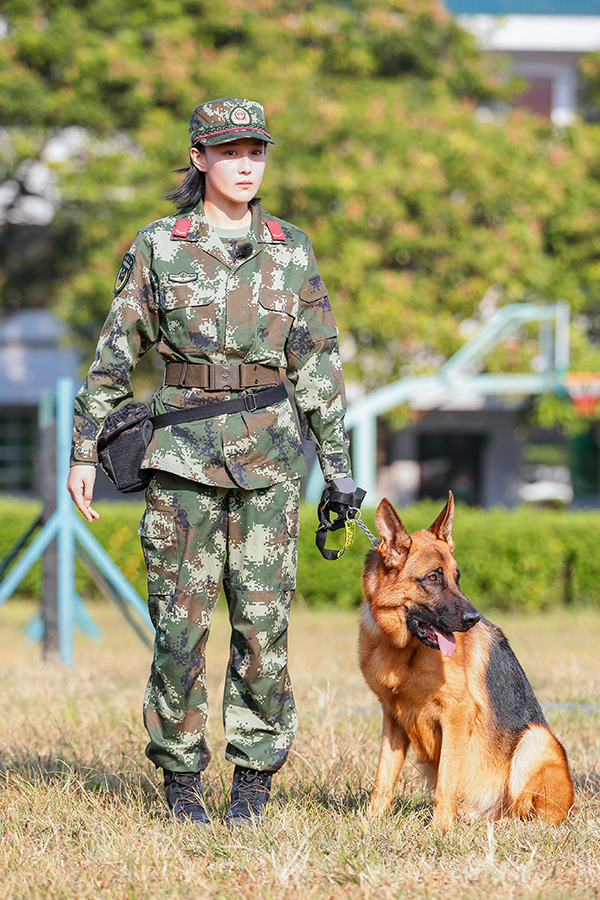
left=233, top=767, right=271, bottom=802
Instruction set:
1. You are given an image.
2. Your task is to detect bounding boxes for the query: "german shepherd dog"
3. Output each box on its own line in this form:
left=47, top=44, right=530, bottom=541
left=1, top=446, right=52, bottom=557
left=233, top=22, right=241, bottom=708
left=358, top=493, right=574, bottom=831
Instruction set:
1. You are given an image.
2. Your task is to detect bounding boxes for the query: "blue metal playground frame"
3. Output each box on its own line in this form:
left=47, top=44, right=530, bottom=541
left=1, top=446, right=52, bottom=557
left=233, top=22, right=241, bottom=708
left=0, top=377, right=153, bottom=665
left=306, top=301, right=571, bottom=501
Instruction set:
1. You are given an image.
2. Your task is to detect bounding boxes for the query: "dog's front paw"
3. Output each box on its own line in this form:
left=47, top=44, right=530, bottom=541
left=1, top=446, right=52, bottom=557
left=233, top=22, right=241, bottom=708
left=432, top=806, right=456, bottom=832
left=368, top=793, right=392, bottom=819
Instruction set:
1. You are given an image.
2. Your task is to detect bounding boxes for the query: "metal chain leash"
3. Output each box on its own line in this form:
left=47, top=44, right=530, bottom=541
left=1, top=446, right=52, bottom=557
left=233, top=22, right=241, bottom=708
left=351, top=510, right=380, bottom=548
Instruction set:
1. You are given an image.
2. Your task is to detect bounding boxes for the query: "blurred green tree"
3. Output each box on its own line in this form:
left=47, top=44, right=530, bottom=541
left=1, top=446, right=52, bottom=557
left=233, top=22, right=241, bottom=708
left=2, top=0, right=600, bottom=412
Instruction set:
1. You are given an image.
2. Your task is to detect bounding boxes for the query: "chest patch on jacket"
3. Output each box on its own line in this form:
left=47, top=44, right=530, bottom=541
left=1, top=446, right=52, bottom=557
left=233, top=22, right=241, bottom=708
left=168, top=272, right=198, bottom=284
left=113, top=252, right=135, bottom=295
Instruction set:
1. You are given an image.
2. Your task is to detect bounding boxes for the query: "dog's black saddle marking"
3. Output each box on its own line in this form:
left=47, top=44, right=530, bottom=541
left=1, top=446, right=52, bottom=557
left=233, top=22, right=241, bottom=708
left=485, top=623, right=547, bottom=733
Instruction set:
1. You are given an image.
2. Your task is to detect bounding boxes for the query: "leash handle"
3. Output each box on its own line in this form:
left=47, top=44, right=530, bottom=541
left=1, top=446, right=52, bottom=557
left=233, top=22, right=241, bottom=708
left=315, top=483, right=367, bottom=560
left=315, top=518, right=357, bottom=560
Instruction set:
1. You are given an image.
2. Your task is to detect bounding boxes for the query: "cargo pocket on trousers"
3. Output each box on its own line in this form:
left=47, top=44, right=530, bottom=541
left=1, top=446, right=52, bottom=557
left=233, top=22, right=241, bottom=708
left=281, top=508, right=300, bottom=591
left=138, top=507, right=179, bottom=608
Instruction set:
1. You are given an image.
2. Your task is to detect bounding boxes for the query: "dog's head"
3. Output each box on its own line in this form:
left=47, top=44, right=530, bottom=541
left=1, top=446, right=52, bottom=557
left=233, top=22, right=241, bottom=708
left=362, top=492, right=480, bottom=658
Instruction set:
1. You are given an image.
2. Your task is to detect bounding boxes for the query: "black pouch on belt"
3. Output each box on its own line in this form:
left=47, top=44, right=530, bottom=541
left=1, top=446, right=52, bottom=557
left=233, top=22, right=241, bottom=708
left=97, top=402, right=154, bottom=494
left=96, top=381, right=289, bottom=495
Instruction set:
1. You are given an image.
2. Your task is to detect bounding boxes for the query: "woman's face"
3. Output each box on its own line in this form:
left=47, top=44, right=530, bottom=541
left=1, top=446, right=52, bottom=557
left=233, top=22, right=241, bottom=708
left=190, top=139, right=266, bottom=210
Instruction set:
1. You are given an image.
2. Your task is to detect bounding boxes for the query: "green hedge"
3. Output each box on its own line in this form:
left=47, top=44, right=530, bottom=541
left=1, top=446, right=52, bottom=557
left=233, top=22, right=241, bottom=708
left=1, top=498, right=600, bottom=613
left=297, top=501, right=600, bottom=613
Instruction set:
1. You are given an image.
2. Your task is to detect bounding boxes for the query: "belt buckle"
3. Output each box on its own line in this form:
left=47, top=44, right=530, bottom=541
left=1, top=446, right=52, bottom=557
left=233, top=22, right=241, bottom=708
left=243, top=392, right=258, bottom=412
left=209, top=363, right=240, bottom=390
left=176, top=362, right=188, bottom=387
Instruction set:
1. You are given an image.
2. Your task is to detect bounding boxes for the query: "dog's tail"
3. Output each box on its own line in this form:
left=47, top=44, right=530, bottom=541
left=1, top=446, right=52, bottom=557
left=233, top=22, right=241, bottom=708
left=508, top=725, right=574, bottom=824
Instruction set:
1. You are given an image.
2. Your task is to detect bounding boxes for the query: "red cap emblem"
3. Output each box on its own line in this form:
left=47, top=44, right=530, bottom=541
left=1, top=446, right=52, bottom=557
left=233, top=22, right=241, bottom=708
left=172, top=218, right=191, bottom=238
left=266, top=220, right=285, bottom=241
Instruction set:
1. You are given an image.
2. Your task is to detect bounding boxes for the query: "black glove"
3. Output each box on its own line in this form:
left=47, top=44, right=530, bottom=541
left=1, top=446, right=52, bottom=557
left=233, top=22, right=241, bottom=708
left=315, top=477, right=367, bottom=560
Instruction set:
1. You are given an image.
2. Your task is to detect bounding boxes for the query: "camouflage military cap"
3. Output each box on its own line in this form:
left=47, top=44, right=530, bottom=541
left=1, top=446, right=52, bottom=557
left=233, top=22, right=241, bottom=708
left=189, top=98, right=275, bottom=147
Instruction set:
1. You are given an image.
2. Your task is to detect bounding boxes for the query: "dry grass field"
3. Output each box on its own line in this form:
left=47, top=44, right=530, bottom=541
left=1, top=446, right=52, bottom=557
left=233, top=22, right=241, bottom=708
left=0, top=598, right=599, bottom=900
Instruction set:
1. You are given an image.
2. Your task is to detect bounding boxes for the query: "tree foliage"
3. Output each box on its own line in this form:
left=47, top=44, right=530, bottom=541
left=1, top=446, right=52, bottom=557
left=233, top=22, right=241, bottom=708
left=2, top=0, right=600, bottom=415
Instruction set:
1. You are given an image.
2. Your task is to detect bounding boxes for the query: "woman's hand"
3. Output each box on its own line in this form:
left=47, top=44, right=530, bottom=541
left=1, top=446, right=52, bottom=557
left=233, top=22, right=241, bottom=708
left=66, top=464, right=100, bottom=522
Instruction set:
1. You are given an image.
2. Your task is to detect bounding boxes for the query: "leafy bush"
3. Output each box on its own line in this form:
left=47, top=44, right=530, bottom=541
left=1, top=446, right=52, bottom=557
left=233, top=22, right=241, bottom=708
left=0, top=499, right=147, bottom=601
left=2, top=498, right=600, bottom=612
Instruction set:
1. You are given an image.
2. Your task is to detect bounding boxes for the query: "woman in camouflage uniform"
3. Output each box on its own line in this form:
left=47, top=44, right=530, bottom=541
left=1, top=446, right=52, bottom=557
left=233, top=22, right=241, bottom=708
left=67, top=98, right=359, bottom=826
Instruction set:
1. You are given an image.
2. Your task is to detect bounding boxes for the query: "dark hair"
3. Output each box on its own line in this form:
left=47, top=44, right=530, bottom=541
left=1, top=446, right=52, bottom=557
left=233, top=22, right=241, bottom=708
left=164, top=149, right=206, bottom=209
left=165, top=143, right=263, bottom=210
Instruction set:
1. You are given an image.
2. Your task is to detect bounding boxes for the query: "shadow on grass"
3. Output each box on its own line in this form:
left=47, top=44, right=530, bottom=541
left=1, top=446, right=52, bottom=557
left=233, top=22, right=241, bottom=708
left=278, top=773, right=433, bottom=822
left=0, top=746, right=437, bottom=823
left=0, top=748, right=166, bottom=814
left=573, top=768, right=600, bottom=798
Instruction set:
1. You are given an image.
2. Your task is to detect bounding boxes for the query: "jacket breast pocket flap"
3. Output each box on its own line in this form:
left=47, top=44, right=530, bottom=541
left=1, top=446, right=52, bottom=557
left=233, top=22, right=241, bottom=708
left=161, top=285, right=215, bottom=310
left=259, top=287, right=296, bottom=318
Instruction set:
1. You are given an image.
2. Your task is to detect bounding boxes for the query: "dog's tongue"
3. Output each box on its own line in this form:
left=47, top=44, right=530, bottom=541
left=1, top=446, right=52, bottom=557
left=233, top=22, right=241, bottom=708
left=433, top=627, right=456, bottom=658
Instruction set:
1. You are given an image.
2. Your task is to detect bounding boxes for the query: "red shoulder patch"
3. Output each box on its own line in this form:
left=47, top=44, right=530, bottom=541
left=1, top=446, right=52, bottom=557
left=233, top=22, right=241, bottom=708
left=266, top=220, right=286, bottom=241
left=172, top=218, right=192, bottom=238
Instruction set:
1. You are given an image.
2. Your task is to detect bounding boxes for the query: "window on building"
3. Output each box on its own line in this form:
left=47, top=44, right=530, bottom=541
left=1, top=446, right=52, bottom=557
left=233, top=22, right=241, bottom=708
left=418, top=433, right=485, bottom=506
left=0, top=408, right=38, bottom=492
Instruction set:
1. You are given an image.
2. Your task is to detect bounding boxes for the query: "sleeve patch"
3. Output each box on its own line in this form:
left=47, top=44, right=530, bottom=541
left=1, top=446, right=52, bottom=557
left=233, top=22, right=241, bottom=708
left=113, top=252, right=135, bottom=295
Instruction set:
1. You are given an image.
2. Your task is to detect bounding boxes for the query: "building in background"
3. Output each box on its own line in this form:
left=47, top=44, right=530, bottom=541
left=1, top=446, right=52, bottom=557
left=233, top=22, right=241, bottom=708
left=376, top=409, right=598, bottom=510
left=445, top=0, right=600, bottom=122
left=0, top=309, right=79, bottom=494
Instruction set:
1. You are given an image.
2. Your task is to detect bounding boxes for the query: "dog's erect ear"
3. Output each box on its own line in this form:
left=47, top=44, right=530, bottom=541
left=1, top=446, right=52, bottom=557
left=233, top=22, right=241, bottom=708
left=428, top=491, right=455, bottom=547
left=375, top=498, right=412, bottom=567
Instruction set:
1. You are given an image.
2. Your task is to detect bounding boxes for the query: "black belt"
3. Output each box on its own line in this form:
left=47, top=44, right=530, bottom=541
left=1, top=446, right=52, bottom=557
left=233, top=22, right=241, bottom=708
left=151, top=382, right=288, bottom=430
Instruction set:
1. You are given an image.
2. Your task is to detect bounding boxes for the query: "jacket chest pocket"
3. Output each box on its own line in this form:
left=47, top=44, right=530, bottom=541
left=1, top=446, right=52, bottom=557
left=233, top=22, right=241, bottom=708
left=160, top=281, right=219, bottom=354
left=252, top=287, right=296, bottom=359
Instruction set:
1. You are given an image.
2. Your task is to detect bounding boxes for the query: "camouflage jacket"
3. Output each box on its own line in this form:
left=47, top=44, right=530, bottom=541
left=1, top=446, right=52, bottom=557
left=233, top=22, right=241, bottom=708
left=71, top=202, right=352, bottom=489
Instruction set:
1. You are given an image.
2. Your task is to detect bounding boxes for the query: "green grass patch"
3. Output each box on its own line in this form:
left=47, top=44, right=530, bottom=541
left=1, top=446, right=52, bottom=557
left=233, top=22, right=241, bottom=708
left=0, top=601, right=598, bottom=900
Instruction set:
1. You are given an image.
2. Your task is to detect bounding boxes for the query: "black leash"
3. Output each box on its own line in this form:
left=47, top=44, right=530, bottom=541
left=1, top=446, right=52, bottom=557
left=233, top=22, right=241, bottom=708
left=315, top=484, right=375, bottom=560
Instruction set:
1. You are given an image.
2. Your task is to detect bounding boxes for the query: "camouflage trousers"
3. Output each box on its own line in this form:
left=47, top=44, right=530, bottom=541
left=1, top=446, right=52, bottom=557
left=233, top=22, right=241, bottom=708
left=139, top=471, right=300, bottom=774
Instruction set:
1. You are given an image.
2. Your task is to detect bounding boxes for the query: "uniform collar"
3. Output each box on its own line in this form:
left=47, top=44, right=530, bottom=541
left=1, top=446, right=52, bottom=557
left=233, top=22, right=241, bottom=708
left=169, top=203, right=286, bottom=268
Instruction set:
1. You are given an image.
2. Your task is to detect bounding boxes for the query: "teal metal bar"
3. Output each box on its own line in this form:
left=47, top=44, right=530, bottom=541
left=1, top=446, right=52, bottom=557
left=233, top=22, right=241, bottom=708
left=57, top=377, right=75, bottom=664
left=0, top=511, right=59, bottom=608
left=73, top=516, right=152, bottom=629
left=352, top=416, right=378, bottom=500
left=24, top=594, right=102, bottom=644
left=24, top=611, right=44, bottom=642
left=0, top=377, right=153, bottom=663
left=73, top=593, right=103, bottom=639
left=305, top=302, right=571, bottom=504
left=555, top=301, right=570, bottom=392
left=438, top=303, right=558, bottom=379
left=304, top=461, right=324, bottom=505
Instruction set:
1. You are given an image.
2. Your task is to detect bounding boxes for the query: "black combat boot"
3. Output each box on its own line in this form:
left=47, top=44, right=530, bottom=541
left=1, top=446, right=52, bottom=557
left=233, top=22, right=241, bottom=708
left=225, top=765, right=273, bottom=826
left=163, top=770, right=211, bottom=825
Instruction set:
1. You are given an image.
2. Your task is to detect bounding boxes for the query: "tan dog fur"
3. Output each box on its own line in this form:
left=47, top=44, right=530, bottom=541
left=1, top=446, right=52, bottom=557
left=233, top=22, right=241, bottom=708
left=358, top=494, right=574, bottom=831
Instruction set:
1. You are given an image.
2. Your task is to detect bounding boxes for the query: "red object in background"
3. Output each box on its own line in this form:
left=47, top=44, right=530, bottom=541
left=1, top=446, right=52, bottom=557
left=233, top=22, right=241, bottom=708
left=516, top=77, right=553, bottom=118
